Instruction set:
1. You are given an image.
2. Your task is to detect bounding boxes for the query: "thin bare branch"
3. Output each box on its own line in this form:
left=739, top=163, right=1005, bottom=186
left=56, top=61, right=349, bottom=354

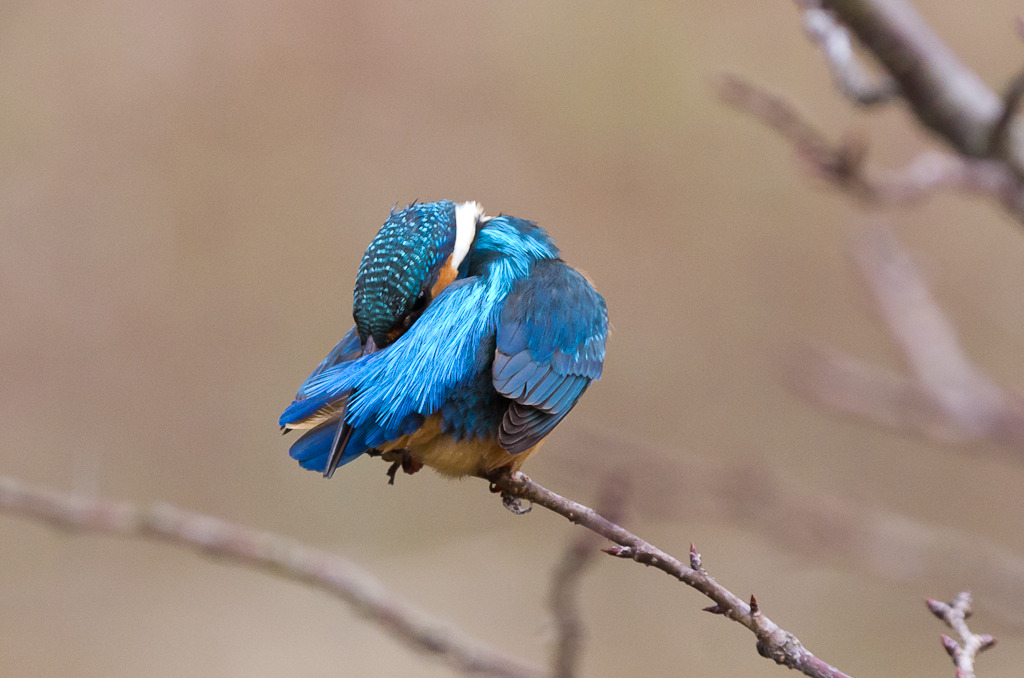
left=718, top=75, right=1024, bottom=217
left=548, top=476, right=626, bottom=678
left=718, top=75, right=866, bottom=190
left=852, top=225, right=1007, bottom=435
left=6, top=458, right=1022, bottom=677
left=787, top=345, right=952, bottom=437
left=819, top=0, right=1024, bottom=174
left=573, top=427, right=1024, bottom=626
left=490, top=470, right=854, bottom=678
left=987, top=69, right=1024, bottom=156
left=548, top=532, right=593, bottom=678
left=925, top=592, right=997, bottom=678
left=0, top=475, right=543, bottom=678
left=791, top=224, right=1024, bottom=453
left=798, top=2, right=899, bottom=105
left=868, top=153, right=1024, bottom=213
left=1, top=464, right=859, bottom=678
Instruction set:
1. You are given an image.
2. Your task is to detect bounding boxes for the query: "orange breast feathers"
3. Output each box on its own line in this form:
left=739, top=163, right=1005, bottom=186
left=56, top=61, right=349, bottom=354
left=378, top=414, right=542, bottom=478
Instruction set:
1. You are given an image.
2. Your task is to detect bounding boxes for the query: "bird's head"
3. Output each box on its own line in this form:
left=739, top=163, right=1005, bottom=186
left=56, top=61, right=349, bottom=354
left=353, top=200, right=483, bottom=350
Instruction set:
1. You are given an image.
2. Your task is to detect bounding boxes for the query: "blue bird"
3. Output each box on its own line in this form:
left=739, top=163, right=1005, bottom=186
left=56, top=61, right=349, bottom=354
left=280, top=200, right=608, bottom=482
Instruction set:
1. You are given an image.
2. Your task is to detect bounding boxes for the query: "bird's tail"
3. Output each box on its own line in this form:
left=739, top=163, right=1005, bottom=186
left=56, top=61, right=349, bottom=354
left=289, top=418, right=364, bottom=473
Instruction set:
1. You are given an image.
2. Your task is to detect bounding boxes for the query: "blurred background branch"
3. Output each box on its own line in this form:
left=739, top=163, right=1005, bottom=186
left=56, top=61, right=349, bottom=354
left=789, top=224, right=1024, bottom=452
left=816, top=0, right=1024, bottom=175
left=547, top=474, right=626, bottom=678
left=0, top=475, right=544, bottom=678
left=723, top=0, right=1024, bottom=456
left=718, top=76, right=1024, bottom=215
left=798, top=1, right=899, bottom=106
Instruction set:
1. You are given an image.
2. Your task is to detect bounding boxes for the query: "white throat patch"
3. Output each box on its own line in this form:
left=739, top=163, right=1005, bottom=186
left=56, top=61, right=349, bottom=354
left=452, top=201, right=484, bottom=271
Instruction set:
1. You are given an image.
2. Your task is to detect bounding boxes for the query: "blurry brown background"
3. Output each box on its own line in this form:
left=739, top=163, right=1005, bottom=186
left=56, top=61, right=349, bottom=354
left=3, top=1, right=1024, bottom=676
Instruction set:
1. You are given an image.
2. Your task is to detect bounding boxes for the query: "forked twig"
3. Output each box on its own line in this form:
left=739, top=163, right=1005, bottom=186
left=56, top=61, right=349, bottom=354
left=925, top=592, right=997, bottom=678
left=718, top=74, right=1024, bottom=217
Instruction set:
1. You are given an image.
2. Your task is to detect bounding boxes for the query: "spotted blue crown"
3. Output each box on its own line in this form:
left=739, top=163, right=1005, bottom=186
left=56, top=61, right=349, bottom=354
left=353, top=201, right=463, bottom=348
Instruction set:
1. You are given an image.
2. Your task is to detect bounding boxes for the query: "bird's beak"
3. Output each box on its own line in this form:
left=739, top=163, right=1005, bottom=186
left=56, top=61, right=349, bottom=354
left=361, top=336, right=379, bottom=356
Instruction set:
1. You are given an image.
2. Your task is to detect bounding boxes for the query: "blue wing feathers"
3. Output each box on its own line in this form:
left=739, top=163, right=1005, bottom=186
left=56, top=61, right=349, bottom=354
left=492, top=350, right=533, bottom=383
left=495, top=262, right=606, bottom=368
left=279, top=326, right=361, bottom=428
left=493, top=259, right=607, bottom=453
left=541, top=374, right=582, bottom=412
left=500, top=403, right=564, bottom=454
left=501, top=321, right=527, bottom=353
left=521, top=367, right=558, bottom=405
left=297, top=326, right=360, bottom=398
left=493, top=356, right=541, bottom=399
left=285, top=275, right=504, bottom=466
left=554, top=376, right=589, bottom=412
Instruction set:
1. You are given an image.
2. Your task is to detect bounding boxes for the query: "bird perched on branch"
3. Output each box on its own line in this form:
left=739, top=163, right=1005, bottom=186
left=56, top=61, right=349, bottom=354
left=279, top=200, right=607, bottom=482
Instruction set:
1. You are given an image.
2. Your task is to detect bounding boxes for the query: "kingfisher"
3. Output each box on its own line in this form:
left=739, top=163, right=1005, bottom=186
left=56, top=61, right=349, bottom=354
left=279, top=200, right=607, bottom=482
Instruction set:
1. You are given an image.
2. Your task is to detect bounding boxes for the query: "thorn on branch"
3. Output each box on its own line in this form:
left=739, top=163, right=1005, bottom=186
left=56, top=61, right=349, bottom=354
left=940, top=634, right=959, bottom=658
left=926, top=598, right=947, bottom=619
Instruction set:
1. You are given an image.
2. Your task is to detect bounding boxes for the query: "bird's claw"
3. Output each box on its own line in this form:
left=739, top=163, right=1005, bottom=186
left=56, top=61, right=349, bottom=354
left=380, top=449, right=421, bottom=485
left=500, top=492, right=532, bottom=515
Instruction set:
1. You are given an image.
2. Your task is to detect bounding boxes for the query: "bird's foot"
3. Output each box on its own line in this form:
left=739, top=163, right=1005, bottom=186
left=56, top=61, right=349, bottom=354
left=501, top=493, right=532, bottom=515
left=379, top=449, right=422, bottom=485
left=480, top=468, right=532, bottom=515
